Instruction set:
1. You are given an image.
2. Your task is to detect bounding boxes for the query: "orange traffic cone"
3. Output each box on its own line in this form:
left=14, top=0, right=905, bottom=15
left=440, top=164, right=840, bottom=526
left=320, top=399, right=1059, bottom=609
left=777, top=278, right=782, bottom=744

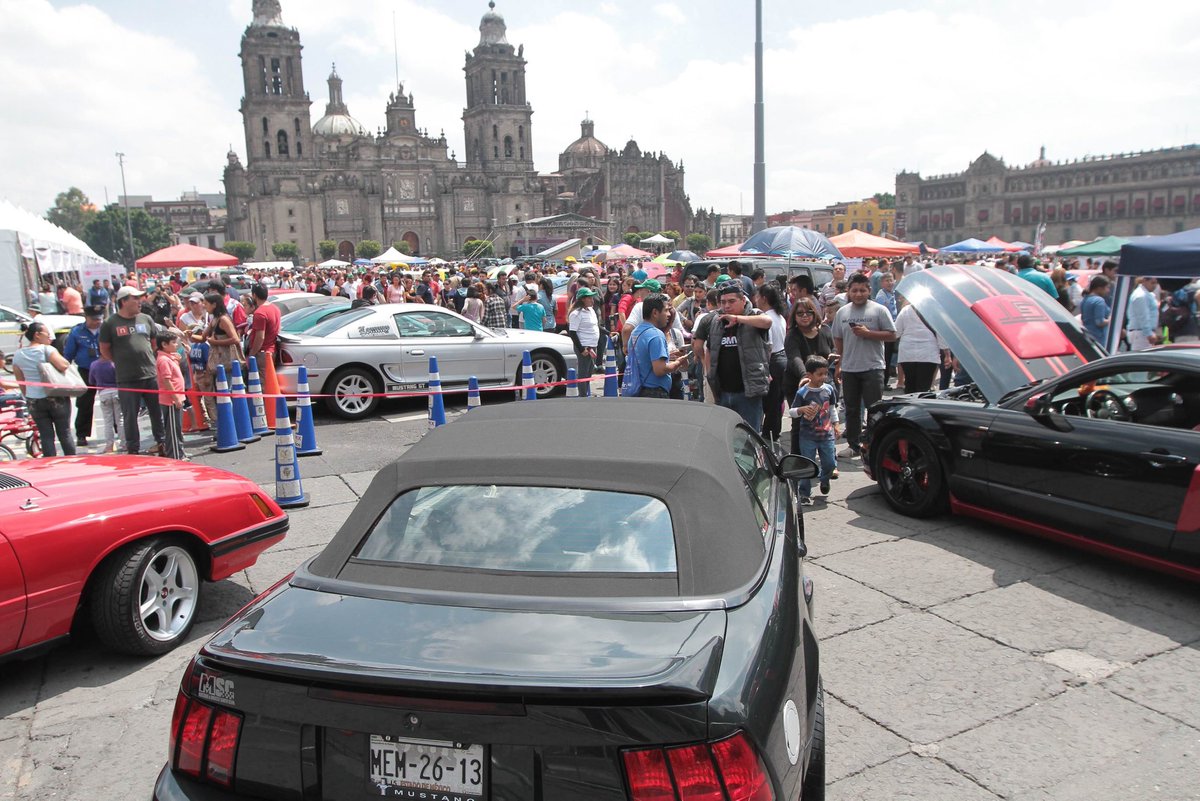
left=183, top=360, right=210, bottom=432
left=261, top=353, right=280, bottom=428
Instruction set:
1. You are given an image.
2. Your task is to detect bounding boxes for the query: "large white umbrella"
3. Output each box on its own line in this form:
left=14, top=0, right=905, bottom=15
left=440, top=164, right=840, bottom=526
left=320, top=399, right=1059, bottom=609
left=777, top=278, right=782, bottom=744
left=318, top=258, right=350, bottom=268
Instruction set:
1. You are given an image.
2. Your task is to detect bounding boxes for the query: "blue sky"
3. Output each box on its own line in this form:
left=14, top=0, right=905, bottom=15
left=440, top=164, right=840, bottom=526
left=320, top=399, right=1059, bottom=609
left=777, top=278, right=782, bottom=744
left=6, top=0, right=1200, bottom=218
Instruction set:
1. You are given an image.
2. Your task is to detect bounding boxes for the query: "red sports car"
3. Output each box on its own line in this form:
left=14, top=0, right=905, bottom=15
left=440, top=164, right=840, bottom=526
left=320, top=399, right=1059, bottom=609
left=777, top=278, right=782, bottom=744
left=0, top=456, right=288, bottom=660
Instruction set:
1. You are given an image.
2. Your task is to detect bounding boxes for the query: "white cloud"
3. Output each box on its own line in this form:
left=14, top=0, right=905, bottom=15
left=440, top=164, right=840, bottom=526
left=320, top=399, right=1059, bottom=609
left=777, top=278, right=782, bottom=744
left=8, top=0, right=1200, bottom=228
left=0, top=0, right=237, bottom=214
left=653, top=3, right=686, bottom=25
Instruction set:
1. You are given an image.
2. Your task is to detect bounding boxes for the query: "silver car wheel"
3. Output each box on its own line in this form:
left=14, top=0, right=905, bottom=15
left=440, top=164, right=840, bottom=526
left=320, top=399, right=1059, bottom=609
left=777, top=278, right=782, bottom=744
left=138, top=545, right=199, bottom=642
left=531, top=355, right=561, bottom=398
left=335, top=372, right=375, bottom=415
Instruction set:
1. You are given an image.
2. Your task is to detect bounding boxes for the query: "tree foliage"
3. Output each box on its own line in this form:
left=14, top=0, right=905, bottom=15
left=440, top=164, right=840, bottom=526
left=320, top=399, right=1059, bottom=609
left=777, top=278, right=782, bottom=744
left=637, top=231, right=656, bottom=243
left=356, top=240, right=382, bottom=259
left=317, top=240, right=338, bottom=260
left=463, top=239, right=494, bottom=259
left=271, top=242, right=299, bottom=260
left=622, top=233, right=641, bottom=247
left=45, top=187, right=97, bottom=238
left=659, top=230, right=681, bottom=243
left=873, top=192, right=896, bottom=210
left=82, top=204, right=173, bottom=265
left=223, top=241, right=257, bottom=261
left=686, top=233, right=712, bottom=253
left=391, top=241, right=413, bottom=255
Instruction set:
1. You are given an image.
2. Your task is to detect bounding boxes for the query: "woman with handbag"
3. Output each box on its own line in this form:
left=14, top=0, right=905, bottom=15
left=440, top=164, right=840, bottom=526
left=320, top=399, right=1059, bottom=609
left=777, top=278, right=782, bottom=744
left=11, top=322, right=77, bottom=456
left=201, top=293, right=245, bottom=380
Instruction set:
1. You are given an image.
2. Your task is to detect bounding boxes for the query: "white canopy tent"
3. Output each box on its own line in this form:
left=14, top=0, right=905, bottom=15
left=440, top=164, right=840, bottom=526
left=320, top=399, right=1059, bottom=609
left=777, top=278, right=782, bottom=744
left=640, top=233, right=673, bottom=246
left=371, top=247, right=419, bottom=265
left=317, top=258, right=351, bottom=268
left=0, top=200, right=118, bottom=311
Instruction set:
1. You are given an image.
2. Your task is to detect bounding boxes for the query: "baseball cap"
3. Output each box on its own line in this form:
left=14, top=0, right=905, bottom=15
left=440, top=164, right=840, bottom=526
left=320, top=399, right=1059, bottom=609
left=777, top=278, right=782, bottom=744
left=717, top=280, right=745, bottom=296
left=115, top=286, right=145, bottom=301
left=84, top=305, right=104, bottom=318
left=575, top=287, right=599, bottom=300
left=633, top=278, right=661, bottom=292
left=188, top=292, right=204, bottom=303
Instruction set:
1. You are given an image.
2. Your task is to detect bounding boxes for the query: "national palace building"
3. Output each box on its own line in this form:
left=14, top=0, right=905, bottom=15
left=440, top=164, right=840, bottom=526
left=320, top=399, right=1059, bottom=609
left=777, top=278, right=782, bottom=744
left=895, top=145, right=1200, bottom=246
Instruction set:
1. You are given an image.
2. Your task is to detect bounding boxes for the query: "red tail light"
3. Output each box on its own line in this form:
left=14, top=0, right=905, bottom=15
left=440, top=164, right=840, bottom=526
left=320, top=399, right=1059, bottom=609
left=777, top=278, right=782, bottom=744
left=279, top=348, right=294, bottom=365
left=169, top=689, right=243, bottom=789
left=623, top=732, right=774, bottom=801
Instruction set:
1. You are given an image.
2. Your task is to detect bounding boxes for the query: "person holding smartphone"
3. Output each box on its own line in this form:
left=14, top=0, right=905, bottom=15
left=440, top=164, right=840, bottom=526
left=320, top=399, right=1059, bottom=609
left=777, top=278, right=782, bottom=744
left=832, top=272, right=896, bottom=457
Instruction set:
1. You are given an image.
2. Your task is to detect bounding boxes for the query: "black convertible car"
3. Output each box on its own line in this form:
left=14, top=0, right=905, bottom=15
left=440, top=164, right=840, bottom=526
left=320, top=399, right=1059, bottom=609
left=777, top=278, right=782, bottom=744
left=154, top=400, right=825, bottom=800
left=863, top=264, right=1200, bottom=581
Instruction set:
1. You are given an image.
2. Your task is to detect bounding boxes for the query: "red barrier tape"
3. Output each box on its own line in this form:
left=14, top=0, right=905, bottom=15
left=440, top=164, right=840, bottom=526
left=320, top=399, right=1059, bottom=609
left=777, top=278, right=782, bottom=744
left=10, top=372, right=617, bottom=401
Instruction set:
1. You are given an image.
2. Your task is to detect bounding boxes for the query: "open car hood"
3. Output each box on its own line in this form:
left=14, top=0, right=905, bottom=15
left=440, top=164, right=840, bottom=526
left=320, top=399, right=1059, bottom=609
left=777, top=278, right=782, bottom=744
left=897, top=265, right=1105, bottom=404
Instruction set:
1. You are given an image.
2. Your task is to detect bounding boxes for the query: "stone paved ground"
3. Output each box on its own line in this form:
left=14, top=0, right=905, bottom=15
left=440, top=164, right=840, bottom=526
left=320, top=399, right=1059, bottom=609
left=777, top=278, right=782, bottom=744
left=2, top=398, right=1198, bottom=800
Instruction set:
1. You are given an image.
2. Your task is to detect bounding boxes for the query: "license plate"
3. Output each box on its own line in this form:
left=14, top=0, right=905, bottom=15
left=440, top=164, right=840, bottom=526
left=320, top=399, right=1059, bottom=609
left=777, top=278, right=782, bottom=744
left=368, top=735, right=486, bottom=799
left=390, top=382, right=428, bottom=392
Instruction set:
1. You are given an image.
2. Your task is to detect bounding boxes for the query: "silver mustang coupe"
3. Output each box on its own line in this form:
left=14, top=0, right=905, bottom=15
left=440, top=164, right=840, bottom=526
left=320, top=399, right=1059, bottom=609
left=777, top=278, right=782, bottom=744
left=275, top=304, right=578, bottom=419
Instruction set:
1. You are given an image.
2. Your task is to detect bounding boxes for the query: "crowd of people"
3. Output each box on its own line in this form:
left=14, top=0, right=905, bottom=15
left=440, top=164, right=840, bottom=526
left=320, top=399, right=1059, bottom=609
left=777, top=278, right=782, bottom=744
left=11, top=249, right=1193, bottom=487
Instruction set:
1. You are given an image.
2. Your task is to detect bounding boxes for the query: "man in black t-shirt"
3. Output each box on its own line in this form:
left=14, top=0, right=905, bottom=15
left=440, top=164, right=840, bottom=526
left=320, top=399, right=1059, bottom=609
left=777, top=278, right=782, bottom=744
left=98, top=286, right=164, bottom=455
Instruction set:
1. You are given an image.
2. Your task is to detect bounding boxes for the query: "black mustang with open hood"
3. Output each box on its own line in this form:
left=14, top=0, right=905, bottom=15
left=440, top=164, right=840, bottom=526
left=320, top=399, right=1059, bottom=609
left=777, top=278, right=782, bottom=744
left=863, top=264, right=1200, bottom=581
left=154, top=400, right=825, bottom=801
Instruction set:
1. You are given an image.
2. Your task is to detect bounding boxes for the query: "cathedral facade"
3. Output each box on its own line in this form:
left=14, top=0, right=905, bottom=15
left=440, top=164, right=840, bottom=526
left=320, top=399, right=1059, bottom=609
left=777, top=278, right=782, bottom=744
left=224, top=0, right=691, bottom=260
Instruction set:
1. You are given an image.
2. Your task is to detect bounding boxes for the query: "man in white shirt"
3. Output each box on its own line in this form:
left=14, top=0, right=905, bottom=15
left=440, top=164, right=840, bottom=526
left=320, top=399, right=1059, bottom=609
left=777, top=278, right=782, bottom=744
left=1126, top=277, right=1160, bottom=351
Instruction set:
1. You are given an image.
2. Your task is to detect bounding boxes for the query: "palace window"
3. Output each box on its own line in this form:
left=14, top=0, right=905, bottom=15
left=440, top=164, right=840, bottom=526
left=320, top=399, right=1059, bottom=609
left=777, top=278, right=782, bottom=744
left=504, top=136, right=513, bottom=158
left=264, top=141, right=271, bottom=158
left=494, top=145, right=499, bottom=159
left=277, top=130, right=290, bottom=158
left=271, top=58, right=282, bottom=95
left=518, top=126, right=524, bottom=141
left=262, top=117, right=269, bottom=135
left=493, top=125, right=498, bottom=140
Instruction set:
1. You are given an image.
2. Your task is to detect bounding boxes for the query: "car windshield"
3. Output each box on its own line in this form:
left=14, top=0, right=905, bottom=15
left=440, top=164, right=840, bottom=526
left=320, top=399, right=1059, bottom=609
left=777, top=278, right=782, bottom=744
left=355, top=485, right=676, bottom=573
left=305, top=308, right=374, bottom=337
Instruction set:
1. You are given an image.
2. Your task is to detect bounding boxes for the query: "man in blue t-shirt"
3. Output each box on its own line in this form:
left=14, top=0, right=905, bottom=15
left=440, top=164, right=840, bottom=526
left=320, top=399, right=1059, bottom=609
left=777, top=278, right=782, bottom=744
left=515, top=289, right=547, bottom=330
left=622, top=294, right=688, bottom=399
left=1080, top=275, right=1111, bottom=349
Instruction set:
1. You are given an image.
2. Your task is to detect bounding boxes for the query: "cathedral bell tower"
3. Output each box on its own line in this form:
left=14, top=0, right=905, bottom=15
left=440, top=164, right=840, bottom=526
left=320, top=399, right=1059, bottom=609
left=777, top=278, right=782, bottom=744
left=462, top=2, right=534, bottom=173
left=239, top=0, right=312, bottom=165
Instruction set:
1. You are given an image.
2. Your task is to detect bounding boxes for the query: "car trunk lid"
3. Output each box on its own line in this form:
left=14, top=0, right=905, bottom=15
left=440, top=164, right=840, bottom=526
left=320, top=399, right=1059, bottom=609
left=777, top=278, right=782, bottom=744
left=897, top=264, right=1104, bottom=403
left=191, top=584, right=721, bottom=799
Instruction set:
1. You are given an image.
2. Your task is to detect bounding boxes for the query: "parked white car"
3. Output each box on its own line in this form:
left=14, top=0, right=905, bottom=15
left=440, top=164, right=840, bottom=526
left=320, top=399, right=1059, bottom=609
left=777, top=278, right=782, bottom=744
left=0, top=305, right=84, bottom=366
left=275, top=304, right=577, bottom=419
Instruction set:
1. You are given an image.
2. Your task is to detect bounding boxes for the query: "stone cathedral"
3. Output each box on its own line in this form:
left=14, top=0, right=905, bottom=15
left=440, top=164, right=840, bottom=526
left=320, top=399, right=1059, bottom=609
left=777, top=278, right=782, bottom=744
left=223, top=0, right=693, bottom=260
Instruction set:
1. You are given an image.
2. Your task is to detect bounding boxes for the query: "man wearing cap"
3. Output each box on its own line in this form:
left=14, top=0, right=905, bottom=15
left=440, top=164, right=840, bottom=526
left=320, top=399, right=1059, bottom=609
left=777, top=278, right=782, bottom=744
left=178, top=293, right=210, bottom=330
left=620, top=278, right=662, bottom=347
left=64, top=305, right=104, bottom=446
left=567, top=287, right=601, bottom=396
left=703, top=282, right=772, bottom=428
left=99, top=286, right=165, bottom=455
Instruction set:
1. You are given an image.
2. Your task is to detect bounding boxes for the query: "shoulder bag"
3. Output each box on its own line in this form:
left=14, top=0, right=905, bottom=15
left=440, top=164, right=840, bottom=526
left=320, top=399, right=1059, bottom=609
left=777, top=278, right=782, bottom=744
left=39, top=346, right=87, bottom=398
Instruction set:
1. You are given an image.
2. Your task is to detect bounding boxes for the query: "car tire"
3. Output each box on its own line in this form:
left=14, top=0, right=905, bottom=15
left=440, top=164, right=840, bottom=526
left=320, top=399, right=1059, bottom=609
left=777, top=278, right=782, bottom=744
left=528, top=351, right=564, bottom=398
left=873, top=428, right=947, bottom=517
left=323, top=367, right=382, bottom=420
left=802, top=677, right=825, bottom=800
left=90, top=538, right=201, bottom=656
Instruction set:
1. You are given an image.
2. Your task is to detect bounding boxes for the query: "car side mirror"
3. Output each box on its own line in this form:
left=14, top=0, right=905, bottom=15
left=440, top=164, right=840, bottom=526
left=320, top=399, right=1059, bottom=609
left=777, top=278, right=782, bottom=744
left=778, top=454, right=820, bottom=481
left=1025, top=392, right=1073, bottom=431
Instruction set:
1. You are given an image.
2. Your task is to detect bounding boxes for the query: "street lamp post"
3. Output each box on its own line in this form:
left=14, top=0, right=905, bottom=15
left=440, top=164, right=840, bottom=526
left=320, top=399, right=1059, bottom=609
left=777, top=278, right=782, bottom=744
left=116, top=152, right=136, bottom=268
left=751, top=0, right=767, bottom=234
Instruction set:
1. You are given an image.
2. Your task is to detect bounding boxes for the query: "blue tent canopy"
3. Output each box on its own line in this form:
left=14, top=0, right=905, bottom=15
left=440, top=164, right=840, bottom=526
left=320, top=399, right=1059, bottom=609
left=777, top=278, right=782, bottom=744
left=353, top=258, right=373, bottom=266
left=1118, top=228, right=1200, bottom=277
left=667, top=250, right=700, bottom=263
left=739, top=226, right=843, bottom=260
left=939, top=238, right=1006, bottom=253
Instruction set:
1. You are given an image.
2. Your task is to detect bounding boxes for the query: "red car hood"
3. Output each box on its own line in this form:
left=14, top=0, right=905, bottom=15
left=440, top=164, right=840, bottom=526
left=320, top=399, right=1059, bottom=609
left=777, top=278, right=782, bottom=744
left=0, top=456, right=255, bottom=504
left=897, top=265, right=1104, bottom=404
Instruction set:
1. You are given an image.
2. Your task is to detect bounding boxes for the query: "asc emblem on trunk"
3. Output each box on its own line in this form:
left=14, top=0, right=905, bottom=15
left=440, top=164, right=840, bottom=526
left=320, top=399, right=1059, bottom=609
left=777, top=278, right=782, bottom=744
left=198, top=672, right=236, bottom=704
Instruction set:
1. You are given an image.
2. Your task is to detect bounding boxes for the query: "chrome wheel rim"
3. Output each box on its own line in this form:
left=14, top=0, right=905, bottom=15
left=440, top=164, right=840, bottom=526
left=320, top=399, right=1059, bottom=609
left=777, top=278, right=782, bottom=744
left=531, top=357, right=558, bottom=397
left=335, top=374, right=374, bottom=415
left=138, top=545, right=198, bottom=642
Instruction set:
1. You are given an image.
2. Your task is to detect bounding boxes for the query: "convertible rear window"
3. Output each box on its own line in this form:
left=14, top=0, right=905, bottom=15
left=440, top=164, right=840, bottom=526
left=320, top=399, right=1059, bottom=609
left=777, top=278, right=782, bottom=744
left=354, top=485, right=676, bottom=573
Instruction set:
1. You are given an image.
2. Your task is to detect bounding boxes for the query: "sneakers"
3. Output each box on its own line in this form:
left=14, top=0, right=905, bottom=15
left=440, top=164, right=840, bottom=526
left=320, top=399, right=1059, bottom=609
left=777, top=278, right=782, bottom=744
left=799, top=495, right=814, bottom=507
left=820, top=479, right=830, bottom=496
left=830, top=468, right=840, bottom=480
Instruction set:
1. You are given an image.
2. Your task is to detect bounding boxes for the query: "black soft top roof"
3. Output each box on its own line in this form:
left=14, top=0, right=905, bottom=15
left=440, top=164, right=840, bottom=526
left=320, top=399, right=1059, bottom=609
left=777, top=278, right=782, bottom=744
left=308, top=399, right=771, bottom=598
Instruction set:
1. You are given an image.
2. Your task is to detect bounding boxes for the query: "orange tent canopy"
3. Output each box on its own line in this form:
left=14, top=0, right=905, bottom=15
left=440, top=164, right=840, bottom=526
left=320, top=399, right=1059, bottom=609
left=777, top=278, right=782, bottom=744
left=984, top=236, right=1022, bottom=252
left=704, top=243, right=746, bottom=258
left=135, top=243, right=239, bottom=270
left=828, top=230, right=920, bottom=258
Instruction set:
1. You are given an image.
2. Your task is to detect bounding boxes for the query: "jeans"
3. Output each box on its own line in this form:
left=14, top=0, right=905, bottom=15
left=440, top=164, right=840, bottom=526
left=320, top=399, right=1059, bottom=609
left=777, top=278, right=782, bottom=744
left=574, top=344, right=595, bottom=397
left=98, top=389, right=124, bottom=451
left=841, top=369, right=884, bottom=450
left=797, top=436, right=836, bottom=497
left=687, top=360, right=705, bottom=402
left=718, top=391, right=764, bottom=431
left=30, top=396, right=75, bottom=457
left=118, top=378, right=163, bottom=454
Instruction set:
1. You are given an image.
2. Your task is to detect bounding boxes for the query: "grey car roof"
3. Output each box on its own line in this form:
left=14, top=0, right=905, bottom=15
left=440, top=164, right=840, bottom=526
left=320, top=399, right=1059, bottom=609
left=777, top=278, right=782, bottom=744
left=309, top=399, right=772, bottom=598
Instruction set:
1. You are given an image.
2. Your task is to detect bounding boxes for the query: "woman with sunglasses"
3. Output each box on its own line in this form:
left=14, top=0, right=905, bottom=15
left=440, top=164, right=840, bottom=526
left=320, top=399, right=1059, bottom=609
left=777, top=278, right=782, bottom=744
left=784, top=296, right=835, bottom=450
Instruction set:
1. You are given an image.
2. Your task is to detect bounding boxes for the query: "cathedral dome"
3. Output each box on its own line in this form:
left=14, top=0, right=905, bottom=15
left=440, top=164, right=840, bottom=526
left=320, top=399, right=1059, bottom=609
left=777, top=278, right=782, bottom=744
left=478, top=1, right=510, bottom=47
left=313, top=64, right=367, bottom=137
left=565, top=119, right=608, bottom=158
